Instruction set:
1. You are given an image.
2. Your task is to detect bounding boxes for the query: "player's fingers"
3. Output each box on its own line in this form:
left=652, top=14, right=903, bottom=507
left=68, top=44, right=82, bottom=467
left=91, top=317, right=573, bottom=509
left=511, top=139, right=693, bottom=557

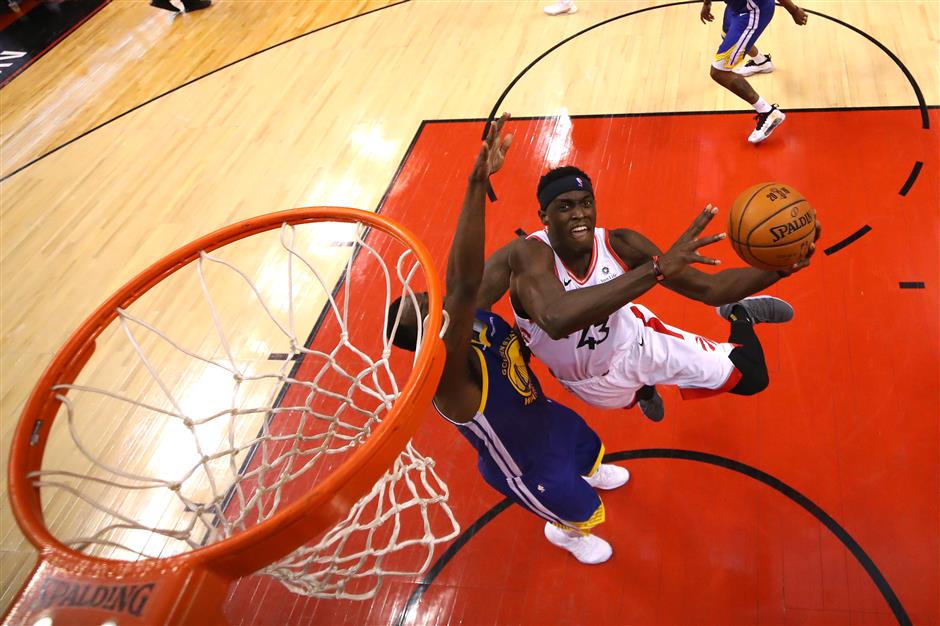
left=502, top=133, right=514, bottom=151
left=491, top=118, right=503, bottom=139
left=813, top=220, right=822, bottom=242
left=684, top=204, right=718, bottom=238
left=693, top=232, right=727, bottom=249
left=693, top=254, right=722, bottom=266
left=493, top=112, right=510, bottom=137
left=476, top=141, right=489, bottom=163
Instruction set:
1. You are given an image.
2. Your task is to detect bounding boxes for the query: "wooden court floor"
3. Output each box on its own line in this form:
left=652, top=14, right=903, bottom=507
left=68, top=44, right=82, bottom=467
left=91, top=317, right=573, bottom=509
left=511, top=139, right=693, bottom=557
left=1, top=1, right=937, bottom=624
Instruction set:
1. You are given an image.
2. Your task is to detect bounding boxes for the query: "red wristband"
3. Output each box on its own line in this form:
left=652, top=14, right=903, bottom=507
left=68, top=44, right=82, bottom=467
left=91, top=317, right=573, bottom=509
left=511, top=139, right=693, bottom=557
left=651, top=255, right=665, bottom=282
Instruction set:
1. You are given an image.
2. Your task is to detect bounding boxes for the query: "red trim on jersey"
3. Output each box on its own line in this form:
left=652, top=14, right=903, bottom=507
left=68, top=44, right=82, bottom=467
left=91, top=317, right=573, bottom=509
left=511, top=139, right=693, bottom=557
left=678, top=367, right=743, bottom=400
left=528, top=228, right=598, bottom=286
left=622, top=391, right=640, bottom=409
left=560, top=235, right=597, bottom=285
left=630, top=305, right=684, bottom=339
left=604, top=229, right=631, bottom=272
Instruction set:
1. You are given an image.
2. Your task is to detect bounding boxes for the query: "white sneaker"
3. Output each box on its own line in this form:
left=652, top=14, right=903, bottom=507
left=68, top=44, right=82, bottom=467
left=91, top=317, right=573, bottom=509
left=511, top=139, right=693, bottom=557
left=584, top=464, right=630, bottom=490
left=544, top=523, right=612, bottom=564
left=734, top=54, right=774, bottom=76
left=544, top=0, right=577, bottom=15
left=748, top=105, right=786, bottom=144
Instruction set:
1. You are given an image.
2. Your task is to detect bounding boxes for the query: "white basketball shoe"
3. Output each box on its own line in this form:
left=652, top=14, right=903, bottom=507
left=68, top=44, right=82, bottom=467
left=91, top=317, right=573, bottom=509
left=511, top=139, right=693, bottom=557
left=748, top=105, right=786, bottom=144
left=584, top=464, right=630, bottom=490
left=544, top=523, right=612, bottom=564
left=735, top=54, right=774, bottom=76
left=544, top=0, right=577, bottom=15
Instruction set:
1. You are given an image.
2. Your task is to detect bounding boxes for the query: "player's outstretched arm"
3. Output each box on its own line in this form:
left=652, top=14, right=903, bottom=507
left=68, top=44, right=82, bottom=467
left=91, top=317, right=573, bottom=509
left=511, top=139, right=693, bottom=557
left=510, top=206, right=725, bottom=339
left=476, top=238, right=523, bottom=310
left=434, top=114, right=513, bottom=422
left=609, top=213, right=822, bottom=305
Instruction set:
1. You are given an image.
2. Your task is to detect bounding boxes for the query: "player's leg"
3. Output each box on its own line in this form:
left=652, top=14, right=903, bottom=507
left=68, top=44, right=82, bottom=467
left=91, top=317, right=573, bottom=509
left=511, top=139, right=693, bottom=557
left=710, top=0, right=783, bottom=142
left=535, top=472, right=612, bottom=565
left=480, top=465, right=612, bottom=564
left=717, top=296, right=794, bottom=395
left=617, top=303, right=766, bottom=398
left=555, top=401, right=631, bottom=489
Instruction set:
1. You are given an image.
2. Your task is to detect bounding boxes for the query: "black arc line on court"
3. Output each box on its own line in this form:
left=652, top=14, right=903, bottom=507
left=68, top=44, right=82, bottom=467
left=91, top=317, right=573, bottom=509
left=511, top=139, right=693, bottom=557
left=899, top=282, right=925, bottom=289
left=479, top=0, right=931, bottom=203
left=481, top=1, right=929, bottom=138
left=0, top=0, right=412, bottom=182
left=899, top=161, right=923, bottom=196
left=397, top=448, right=911, bottom=626
left=823, top=225, right=872, bottom=256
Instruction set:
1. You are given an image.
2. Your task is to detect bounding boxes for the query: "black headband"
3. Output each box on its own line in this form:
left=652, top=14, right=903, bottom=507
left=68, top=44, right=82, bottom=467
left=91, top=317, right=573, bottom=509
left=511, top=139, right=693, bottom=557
left=537, top=174, right=593, bottom=210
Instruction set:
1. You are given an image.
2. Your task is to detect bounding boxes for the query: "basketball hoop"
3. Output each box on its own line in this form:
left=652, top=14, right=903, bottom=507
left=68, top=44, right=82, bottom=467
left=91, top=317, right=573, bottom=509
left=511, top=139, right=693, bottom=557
left=5, top=208, right=452, bottom=625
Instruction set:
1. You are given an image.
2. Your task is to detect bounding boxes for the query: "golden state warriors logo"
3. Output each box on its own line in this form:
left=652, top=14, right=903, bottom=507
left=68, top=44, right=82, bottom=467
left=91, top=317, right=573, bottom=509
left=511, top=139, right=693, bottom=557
left=499, top=334, right=538, bottom=405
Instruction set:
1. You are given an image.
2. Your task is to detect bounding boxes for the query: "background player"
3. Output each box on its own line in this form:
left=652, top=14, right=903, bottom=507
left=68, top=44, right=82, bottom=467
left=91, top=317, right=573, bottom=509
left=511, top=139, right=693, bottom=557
left=701, top=0, right=808, bottom=143
left=386, top=117, right=629, bottom=565
left=481, top=166, right=818, bottom=420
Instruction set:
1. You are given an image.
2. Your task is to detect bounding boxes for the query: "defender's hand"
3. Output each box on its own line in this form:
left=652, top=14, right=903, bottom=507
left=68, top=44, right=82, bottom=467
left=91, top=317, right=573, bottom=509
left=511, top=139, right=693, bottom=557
left=470, top=113, right=513, bottom=182
left=700, top=1, right=714, bottom=23
left=660, top=204, right=726, bottom=277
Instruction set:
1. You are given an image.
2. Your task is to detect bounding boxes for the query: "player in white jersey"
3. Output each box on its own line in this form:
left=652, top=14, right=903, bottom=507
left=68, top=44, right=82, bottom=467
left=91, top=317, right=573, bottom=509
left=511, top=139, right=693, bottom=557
left=491, top=165, right=819, bottom=419
left=388, top=118, right=631, bottom=565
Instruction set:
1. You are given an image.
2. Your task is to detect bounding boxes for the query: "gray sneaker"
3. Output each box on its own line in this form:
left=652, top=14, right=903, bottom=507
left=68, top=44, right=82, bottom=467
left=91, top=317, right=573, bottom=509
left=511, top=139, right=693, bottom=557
left=717, top=296, right=794, bottom=324
left=637, top=386, right=665, bottom=422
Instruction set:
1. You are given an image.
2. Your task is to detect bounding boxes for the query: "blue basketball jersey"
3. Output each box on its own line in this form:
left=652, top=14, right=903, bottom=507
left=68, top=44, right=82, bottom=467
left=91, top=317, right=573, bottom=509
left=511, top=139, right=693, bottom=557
left=442, top=311, right=581, bottom=476
left=438, top=310, right=605, bottom=528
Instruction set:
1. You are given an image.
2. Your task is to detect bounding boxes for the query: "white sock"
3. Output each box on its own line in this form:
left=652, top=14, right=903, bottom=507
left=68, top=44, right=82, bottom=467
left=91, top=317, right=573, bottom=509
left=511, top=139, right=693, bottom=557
left=753, top=97, right=772, bottom=113
left=752, top=52, right=767, bottom=63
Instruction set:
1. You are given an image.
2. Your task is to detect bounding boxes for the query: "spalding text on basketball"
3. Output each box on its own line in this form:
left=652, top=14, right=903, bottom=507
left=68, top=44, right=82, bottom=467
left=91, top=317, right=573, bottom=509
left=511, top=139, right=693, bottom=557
left=769, top=212, right=814, bottom=242
left=29, top=578, right=156, bottom=617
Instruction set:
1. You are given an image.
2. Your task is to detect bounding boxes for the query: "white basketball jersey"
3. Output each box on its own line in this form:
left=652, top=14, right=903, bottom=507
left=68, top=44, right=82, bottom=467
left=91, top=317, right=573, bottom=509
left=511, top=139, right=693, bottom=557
left=514, top=228, right=639, bottom=382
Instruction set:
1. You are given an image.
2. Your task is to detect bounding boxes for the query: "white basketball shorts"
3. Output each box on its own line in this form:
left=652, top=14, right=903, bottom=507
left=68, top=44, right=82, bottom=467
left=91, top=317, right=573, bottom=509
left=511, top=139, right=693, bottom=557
left=558, top=303, right=742, bottom=409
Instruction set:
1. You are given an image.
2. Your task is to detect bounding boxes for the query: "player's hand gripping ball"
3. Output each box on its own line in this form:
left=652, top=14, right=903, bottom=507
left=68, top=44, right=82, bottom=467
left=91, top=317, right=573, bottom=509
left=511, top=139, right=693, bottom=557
left=728, top=183, right=817, bottom=271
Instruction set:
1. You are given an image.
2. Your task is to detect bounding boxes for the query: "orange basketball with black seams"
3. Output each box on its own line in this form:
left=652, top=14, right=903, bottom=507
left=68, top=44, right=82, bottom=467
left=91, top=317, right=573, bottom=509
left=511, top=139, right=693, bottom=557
left=728, top=182, right=817, bottom=271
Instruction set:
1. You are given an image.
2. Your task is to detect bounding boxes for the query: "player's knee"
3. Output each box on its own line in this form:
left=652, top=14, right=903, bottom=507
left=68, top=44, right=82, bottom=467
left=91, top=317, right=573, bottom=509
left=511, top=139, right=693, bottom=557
left=734, top=370, right=769, bottom=396
left=709, top=65, right=728, bottom=84
left=731, top=367, right=770, bottom=396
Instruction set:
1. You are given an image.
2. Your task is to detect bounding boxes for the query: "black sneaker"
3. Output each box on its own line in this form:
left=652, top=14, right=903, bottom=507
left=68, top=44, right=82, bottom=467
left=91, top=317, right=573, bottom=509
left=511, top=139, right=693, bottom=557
left=150, top=0, right=180, bottom=12
left=735, top=54, right=774, bottom=76
left=637, top=385, right=665, bottom=422
left=182, top=0, right=211, bottom=11
left=717, top=296, right=794, bottom=324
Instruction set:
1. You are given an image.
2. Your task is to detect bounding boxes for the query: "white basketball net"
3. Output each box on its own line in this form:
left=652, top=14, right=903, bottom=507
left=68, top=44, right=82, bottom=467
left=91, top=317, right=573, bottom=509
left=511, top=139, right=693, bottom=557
left=28, top=217, right=458, bottom=601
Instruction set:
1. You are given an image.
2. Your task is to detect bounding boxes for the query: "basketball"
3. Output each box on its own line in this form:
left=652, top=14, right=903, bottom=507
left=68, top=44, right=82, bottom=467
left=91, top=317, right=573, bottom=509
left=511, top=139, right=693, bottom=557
left=728, top=182, right=817, bottom=271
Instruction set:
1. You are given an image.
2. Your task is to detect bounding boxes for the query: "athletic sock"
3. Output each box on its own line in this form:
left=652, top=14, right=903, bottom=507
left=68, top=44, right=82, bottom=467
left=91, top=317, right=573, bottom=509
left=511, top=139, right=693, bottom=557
left=728, top=304, right=753, bottom=325
left=753, top=97, right=772, bottom=113
left=752, top=52, right=767, bottom=64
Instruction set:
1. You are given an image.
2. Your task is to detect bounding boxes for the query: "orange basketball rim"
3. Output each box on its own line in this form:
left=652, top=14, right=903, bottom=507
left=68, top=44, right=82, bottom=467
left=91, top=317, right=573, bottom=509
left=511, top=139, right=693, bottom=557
left=4, top=207, right=446, bottom=626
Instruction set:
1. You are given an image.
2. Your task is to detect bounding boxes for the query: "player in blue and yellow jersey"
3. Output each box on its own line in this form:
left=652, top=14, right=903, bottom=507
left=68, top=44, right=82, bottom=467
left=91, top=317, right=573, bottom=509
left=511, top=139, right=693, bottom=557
left=386, top=115, right=629, bottom=565
left=700, top=0, right=808, bottom=143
